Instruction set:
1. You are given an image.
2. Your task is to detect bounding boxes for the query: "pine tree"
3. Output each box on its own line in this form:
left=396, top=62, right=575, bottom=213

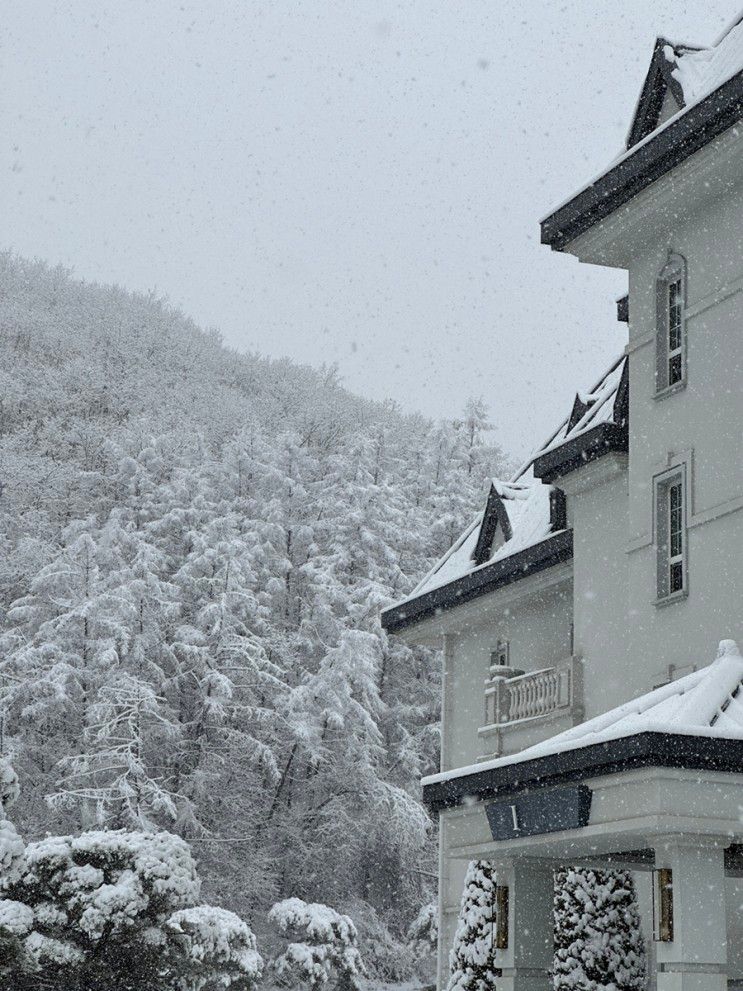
left=447, top=860, right=499, bottom=991
left=553, top=868, right=646, bottom=991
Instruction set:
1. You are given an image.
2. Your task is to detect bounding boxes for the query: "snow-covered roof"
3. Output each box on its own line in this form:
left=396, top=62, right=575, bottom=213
left=530, top=355, right=627, bottom=461
left=423, top=639, right=743, bottom=787
left=403, top=354, right=626, bottom=604
left=542, top=13, right=743, bottom=250
left=410, top=470, right=556, bottom=599
left=669, top=18, right=743, bottom=110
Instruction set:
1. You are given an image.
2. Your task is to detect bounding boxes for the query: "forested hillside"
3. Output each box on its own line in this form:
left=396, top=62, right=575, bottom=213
left=0, top=252, right=508, bottom=978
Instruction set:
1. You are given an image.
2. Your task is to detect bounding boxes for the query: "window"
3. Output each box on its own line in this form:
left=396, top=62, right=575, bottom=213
left=656, top=253, right=686, bottom=394
left=655, top=467, right=687, bottom=601
left=490, top=641, right=509, bottom=670
left=668, top=480, right=684, bottom=593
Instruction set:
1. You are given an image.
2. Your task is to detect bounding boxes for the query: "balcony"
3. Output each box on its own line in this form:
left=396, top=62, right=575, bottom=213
left=478, top=656, right=583, bottom=758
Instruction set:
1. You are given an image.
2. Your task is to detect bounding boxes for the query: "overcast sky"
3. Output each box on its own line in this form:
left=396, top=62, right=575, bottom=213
left=1, top=2, right=736, bottom=457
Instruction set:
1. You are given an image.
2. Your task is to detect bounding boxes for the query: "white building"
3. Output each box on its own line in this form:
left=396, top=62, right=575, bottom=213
left=382, top=14, right=743, bottom=991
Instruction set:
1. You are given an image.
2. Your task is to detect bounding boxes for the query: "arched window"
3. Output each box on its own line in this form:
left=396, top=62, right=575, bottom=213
left=655, top=253, right=687, bottom=394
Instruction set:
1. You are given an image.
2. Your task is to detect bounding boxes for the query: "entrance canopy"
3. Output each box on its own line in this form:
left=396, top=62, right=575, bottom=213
left=423, top=639, right=743, bottom=866
left=425, top=641, right=743, bottom=991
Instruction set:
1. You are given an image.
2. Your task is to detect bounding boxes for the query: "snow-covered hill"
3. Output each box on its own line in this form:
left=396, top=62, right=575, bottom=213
left=0, top=252, right=507, bottom=978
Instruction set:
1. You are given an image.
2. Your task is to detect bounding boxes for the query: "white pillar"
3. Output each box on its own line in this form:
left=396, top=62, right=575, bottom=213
left=495, top=859, right=554, bottom=991
left=654, top=837, right=728, bottom=991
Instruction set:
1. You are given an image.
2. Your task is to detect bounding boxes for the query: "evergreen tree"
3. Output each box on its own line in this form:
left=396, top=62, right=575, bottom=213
left=447, top=860, right=499, bottom=991
left=553, top=868, right=646, bottom=991
left=0, top=251, right=510, bottom=976
left=269, top=897, right=366, bottom=991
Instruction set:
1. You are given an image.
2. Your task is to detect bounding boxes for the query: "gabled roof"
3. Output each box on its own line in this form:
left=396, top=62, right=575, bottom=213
left=381, top=354, right=627, bottom=634
left=403, top=471, right=561, bottom=602
left=542, top=14, right=743, bottom=251
left=422, top=639, right=743, bottom=810
left=626, top=38, right=701, bottom=149
left=531, top=355, right=628, bottom=483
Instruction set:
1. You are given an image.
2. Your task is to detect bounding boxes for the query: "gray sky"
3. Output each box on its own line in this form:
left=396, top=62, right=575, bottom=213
left=1, top=2, right=736, bottom=458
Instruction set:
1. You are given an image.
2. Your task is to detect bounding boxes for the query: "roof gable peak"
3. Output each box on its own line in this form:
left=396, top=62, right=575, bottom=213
left=626, top=36, right=702, bottom=149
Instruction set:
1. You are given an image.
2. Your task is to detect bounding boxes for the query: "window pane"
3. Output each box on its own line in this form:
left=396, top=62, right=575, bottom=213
left=670, top=561, right=684, bottom=594
left=668, top=353, right=683, bottom=385
left=668, top=480, right=684, bottom=593
left=668, top=278, right=682, bottom=352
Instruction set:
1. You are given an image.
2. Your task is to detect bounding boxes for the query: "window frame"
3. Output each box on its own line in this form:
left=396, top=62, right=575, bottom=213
left=654, top=464, right=688, bottom=605
left=655, top=252, right=687, bottom=398
left=490, top=640, right=510, bottom=671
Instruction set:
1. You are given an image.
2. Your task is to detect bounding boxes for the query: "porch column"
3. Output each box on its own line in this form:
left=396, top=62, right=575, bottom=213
left=495, top=858, right=553, bottom=991
left=654, top=837, right=728, bottom=991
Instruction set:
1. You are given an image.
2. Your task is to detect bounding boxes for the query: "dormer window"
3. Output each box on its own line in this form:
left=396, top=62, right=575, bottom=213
left=656, top=253, right=687, bottom=396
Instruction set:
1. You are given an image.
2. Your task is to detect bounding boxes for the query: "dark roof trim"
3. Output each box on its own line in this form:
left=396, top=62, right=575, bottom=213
left=423, top=731, right=743, bottom=813
left=626, top=38, right=691, bottom=150
left=381, top=529, right=573, bottom=635
left=532, top=421, right=627, bottom=485
left=472, top=485, right=511, bottom=566
left=541, top=71, right=743, bottom=252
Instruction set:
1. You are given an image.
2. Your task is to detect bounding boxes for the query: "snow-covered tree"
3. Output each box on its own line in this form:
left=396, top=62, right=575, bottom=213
left=269, top=897, right=366, bottom=991
left=407, top=901, right=438, bottom=985
left=0, top=828, right=262, bottom=991
left=553, top=868, right=646, bottom=991
left=0, top=251, right=510, bottom=977
left=407, top=901, right=438, bottom=956
left=447, top=860, right=499, bottom=991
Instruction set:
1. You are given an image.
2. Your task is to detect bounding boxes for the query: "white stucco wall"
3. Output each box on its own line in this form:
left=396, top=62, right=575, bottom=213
left=442, top=577, right=573, bottom=773
left=562, top=457, right=631, bottom=720
left=624, top=182, right=743, bottom=694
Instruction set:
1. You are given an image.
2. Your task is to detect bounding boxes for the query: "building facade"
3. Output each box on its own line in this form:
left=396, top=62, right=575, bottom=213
left=382, top=16, right=743, bottom=991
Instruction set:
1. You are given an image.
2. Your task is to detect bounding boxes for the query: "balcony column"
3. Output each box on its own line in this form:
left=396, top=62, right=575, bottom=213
left=495, top=858, right=554, bottom=991
left=654, top=836, right=728, bottom=991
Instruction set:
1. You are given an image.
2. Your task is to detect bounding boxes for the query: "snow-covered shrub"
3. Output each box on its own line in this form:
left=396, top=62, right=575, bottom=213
left=0, top=760, right=19, bottom=812
left=407, top=901, right=438, bottom=955
left=1, top=828, right=262, bottom=991
left=553, top=868, right=645, bottom=991
left=269, top=897, right=366, bottom=990
left=406, top=901, right=438, bottom=985
left=166, top=905, right=263, bottom=990
left=0, top=759, right=24, bottom=888
left=446, top=860, right=498, bottom=991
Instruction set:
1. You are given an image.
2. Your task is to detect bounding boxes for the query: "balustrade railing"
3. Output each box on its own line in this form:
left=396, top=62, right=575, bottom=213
left=483, top=656, right=581, bottom=729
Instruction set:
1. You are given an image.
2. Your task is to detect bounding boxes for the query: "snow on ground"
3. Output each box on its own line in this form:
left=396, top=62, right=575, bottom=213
left=424, top=639, right=743, bottom=785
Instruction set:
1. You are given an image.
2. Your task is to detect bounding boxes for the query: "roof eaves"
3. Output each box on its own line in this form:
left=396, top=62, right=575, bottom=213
left=542, top=70, right=743, bottom=252
left=380, top=528, right=573, bottom=635
left=532, top=421, right=628, bottom=485
left=422, top=731, right=743, bottom=812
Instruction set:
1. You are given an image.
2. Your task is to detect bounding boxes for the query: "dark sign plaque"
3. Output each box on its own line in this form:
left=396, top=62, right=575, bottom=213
left=485, top=785, right=592, bottom=840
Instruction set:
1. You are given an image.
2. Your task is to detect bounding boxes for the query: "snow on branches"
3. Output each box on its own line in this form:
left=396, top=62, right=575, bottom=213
left=406, top=900, right=438, bottom=956
left=0, top=759, right=23, bottom=886
left=553, top=868, right=646, bottom=991
left=447, top=860, right=499, bottom=991
left=269, top=897, right=366, bottom=991
left=166, top=905, right=263, bottom=990
left=0, top=827, right=262, bottom=990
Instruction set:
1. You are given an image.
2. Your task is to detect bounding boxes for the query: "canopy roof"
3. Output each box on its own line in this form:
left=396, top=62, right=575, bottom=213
left=422, top=640, right=743, bottom=812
